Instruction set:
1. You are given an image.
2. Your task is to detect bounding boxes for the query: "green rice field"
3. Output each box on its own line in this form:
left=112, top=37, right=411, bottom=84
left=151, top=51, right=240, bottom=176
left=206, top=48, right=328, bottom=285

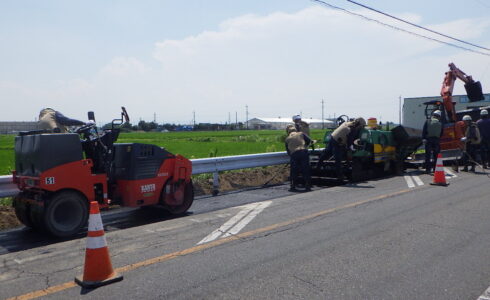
left=0, top=129, right=328, bottom=175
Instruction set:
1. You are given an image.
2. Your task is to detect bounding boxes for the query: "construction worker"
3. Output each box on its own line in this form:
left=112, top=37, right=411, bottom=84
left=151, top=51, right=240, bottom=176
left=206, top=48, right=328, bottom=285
left=477, top=109, right=490, bottom=168
left=285, top=124, right=311, bottom=192
left=422, top=110, right=443, bottom=174
left=38, top=108, right=87, bottom=133
left=292, top=115, right=310, bottom=138
left=461, top=114, right=481, bottom=172
left=317, top=117, right=366, bottom=180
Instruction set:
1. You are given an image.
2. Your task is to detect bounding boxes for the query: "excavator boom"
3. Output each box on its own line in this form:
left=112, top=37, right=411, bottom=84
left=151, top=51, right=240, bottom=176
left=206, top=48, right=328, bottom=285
left=440, top=62, right=483, bottom=122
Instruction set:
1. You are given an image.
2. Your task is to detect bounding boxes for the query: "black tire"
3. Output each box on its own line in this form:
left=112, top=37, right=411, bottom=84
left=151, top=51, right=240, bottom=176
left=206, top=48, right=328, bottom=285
left=29, top=202, right=45, bottom=232
left=351, top=159, right=365, bottom=182
left=43, top=191, right=89, bottom=238
left=164, top=180, right=194, bottom=215
left=393, top=160, right=404, bottom=175
left=13, top=195, right=33, bottom=228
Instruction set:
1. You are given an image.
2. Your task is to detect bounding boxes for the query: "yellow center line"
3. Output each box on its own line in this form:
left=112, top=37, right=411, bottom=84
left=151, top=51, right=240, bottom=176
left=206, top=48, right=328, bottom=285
left=8, top=188, right=411, bottom=300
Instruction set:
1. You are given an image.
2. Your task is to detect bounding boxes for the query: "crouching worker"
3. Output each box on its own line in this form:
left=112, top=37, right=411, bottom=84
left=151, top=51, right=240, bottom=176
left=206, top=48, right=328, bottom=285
left=39, top=108, right=87, bottom=133
left=285, top=124, right=312, bottom=192
left=317, top=117, right=366, bottom=181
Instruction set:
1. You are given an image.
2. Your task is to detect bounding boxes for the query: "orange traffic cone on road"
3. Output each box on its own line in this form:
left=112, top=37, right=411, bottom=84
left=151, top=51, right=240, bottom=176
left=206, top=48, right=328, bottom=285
left=430, top=154, right=449, bottom=186
left=75, top=201, right=123, bottom=288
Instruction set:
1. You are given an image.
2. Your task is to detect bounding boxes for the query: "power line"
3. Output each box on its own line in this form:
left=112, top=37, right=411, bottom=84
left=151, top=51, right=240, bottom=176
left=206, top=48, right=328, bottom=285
left=310, top=0, right=490, bottom=57
left=344, top=0, right=490, bottom=52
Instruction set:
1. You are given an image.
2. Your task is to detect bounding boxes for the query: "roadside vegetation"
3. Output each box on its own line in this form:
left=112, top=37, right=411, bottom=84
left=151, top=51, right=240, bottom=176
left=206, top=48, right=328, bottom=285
left=0, top=129, right=328, bottom=175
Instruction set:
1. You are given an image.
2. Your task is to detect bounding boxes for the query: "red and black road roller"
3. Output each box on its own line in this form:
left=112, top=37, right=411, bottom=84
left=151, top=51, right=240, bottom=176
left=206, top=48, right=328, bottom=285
left=12, top=107, right=194, bottom=237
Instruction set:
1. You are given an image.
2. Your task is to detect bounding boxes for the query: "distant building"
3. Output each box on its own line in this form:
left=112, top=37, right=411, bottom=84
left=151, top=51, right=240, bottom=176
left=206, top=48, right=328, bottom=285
left=403, top=93, right=490, bottom=131
left=247, top=117, right=335, bottom=130
left=0, top=122, right=39, bottom=134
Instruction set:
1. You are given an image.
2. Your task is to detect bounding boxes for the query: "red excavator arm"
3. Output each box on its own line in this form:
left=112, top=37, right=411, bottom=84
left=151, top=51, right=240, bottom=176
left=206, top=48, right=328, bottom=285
left=440, top=62, right=481, bottom=122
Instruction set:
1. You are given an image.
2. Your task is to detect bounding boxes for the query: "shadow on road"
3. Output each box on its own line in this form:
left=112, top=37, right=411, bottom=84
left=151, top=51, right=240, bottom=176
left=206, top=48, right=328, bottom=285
left=0, top=207, right=190, bottom=255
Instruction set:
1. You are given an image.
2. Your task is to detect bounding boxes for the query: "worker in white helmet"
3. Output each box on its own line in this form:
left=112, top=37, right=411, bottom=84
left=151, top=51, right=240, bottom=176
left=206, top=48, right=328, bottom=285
left=292, top=115, right=310, bottom=138
left=477, top=109, right=490, bottom=168
left=285, top=124, right=312, bottom=192
left=422, top=110, right=443, bottom=174
left=461, top=115, right=481, bottom=172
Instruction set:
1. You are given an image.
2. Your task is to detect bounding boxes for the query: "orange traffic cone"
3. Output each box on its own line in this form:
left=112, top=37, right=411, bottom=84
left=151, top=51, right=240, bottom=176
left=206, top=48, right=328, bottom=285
left=75, top=201, right=123, bottom=288
left=430, top=154, right=449, bottom=186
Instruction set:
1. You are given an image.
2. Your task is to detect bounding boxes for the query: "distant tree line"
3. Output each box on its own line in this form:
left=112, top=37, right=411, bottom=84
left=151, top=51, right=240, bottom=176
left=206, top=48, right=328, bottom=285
left=102, top=120, right=246, bottom=132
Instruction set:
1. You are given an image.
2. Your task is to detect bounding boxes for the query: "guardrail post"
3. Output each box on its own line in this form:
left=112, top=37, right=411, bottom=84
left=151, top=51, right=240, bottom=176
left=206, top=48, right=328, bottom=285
left=212, top=171, right=219, bottom=196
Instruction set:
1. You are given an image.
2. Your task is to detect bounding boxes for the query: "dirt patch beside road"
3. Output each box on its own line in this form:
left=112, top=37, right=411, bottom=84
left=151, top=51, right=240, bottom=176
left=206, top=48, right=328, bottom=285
left=193, top=165, right=289, bottom=195
left=0, top=206, right=20, bottom=230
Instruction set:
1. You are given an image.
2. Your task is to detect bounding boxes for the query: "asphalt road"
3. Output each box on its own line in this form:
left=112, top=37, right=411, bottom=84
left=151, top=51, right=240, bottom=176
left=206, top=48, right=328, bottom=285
left=2, top=168, right=490, bottom=299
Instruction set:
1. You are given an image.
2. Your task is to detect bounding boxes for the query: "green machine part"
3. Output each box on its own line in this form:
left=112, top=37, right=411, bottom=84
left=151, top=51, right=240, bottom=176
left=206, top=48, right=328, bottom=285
left=322, top=128, right=397, bottom=163
left=353, top=128, right=396, bottom=163
left=323, top=125, right=422, bottom=163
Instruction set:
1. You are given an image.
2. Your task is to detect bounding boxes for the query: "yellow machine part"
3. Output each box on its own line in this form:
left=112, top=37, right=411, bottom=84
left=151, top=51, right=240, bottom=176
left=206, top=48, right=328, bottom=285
left=373, top=144, right=396, bottom=163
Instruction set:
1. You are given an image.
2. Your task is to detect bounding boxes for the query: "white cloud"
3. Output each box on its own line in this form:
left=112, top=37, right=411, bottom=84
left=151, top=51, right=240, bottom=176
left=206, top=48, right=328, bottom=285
left=99, top=57, right=149, bottom=77
left=1, top=6, right=489, bottom=124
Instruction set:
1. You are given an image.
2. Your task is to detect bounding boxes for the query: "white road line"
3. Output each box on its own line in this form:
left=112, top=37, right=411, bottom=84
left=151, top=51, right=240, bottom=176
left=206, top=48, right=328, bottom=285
left=476, top=286, right=490, bottom=300
left=404, top=175, right=415, bottom=188
left=197, top=203, right=261, bottom=245
left=223, top=201, right=272, bottom=237
left=444, top=167, right=457, bottom=178
left=412, top=176, right=424, bottom=186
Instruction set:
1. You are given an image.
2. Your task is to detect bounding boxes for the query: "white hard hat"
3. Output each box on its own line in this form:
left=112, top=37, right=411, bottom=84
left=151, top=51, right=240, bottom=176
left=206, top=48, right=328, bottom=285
left=463, top=115, right=472, bottom=121
left=432, top=110, right=441, bottom=117
left=481, top=109, right=488, bottom=116
left=292, top=115, right=301, bottom=121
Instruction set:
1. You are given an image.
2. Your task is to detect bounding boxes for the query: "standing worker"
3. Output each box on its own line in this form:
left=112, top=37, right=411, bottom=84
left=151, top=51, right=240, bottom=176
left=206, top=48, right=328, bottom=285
left=38, top=108, right=87, bottom=133
left=285, top=125, right=312, bottom=192
left=422, top=110, right=444, bottom=174
left=292, top=115, right=310, bottom=138
left=317, top=117, right=366, bottom=180
left=477, top=109, right=490, bottom=169
left=461, top=114, right=481, bottom=172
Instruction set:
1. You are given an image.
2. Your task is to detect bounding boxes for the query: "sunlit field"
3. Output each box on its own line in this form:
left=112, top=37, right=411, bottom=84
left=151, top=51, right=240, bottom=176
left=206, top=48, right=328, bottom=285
left=0, top=129, right=328, bottom=175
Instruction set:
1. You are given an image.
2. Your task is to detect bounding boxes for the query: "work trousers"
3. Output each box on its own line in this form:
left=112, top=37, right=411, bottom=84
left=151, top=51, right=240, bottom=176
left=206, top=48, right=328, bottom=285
left=290, top=149, right=310, bottom=187
left=463, top=143, right=479, bottom=169
left=319, top=137, right=345, bottom=178
left=479, top=139, right=490, bottom=166
left=424, top=137, right=440, bottom=172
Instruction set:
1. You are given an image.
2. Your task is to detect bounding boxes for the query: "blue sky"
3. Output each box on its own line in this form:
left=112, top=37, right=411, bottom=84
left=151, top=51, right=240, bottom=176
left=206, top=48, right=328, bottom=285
left=1, top=0, right=489, bottom=124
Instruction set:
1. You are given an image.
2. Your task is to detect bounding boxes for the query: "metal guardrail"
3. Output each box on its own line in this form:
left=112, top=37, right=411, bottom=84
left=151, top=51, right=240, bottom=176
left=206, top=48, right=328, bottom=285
left=0, top=175, right=19, bottom=198
left=0, top=151, right=293, bottom=198
left=191, top=151, right=290, bottom=174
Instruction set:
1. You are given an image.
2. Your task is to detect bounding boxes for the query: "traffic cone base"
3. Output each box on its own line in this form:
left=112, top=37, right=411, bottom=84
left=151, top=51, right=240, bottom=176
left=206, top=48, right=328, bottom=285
left=430, top=181, right=449, bottom=186
left=75, top=272, right=123, bottom=289
left=75, top=201, right=123, bottom=288
left=430, top=154, right=449, bottom=186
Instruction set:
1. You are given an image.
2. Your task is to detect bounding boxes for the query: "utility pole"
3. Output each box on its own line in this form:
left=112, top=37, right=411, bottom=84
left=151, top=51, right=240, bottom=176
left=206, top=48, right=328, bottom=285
left=193, top=111, right=196, bottom=127
left=228, top=112, right=231, bottom=125
left=153, top=112, right=156, bottom=123
left=399, top=95, right=402, bottom=125
left=245, top=105, right=249, bottom=130
left=235, top=111, right=238, bottom=127
left=321, top=98, right=325, bottom=129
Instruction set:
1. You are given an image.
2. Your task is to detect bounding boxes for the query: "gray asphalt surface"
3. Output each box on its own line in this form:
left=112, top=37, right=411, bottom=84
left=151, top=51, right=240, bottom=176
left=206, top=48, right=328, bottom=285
left=2, top=168, right=490, bottom=299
